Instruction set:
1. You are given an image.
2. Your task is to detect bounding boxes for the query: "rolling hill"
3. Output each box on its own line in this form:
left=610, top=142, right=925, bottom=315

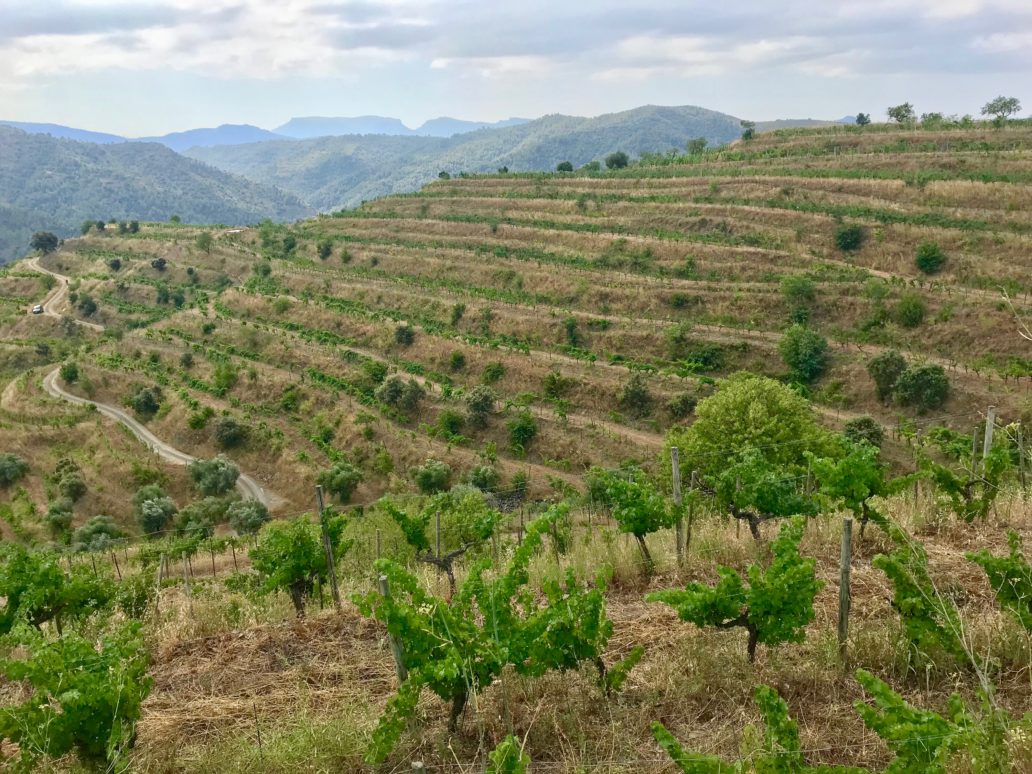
left=0, top=125, right=312, bottom=264
left=187, top=104, right=750, bottom=210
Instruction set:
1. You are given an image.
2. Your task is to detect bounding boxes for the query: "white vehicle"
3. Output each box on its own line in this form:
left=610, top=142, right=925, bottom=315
left=31, top=304, right=44, bottom=315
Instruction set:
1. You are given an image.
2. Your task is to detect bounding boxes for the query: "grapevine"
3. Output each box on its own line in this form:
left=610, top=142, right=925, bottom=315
left=967, top=531, right=1032, bottom=631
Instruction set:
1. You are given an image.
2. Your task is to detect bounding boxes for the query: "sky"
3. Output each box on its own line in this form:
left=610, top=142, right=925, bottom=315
left=1, top=0, right=1030, bottom=137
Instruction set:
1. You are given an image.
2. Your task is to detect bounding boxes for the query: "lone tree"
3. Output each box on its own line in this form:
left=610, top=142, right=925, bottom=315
left=887, top=103, right=916, bottom=125
left=556, top=161, right=574, bottom=172
left=30, top=232, right=59, bottom=255
left=855, top=112, right=871, bottom=126
left=686, top=137, right=708, bottom=155
left=605, top=151, right=629, bottom=169
left=981, top=96, right=1022, bottom=127
left=740, top=120, right=756, bottom=140
left=195, top=232, right=214, bottom=254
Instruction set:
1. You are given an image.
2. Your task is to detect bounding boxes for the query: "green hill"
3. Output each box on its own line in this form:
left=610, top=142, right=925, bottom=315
left=0, top=125, right=312, bottom=264
left=186, top=105, right=748, bottom=211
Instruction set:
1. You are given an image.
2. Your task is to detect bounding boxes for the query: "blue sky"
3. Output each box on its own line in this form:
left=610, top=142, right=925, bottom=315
left=1, top=0, right=1029, bottom=136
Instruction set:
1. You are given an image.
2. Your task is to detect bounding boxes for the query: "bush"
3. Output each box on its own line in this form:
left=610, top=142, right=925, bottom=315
left=894, top=364, right=949, bottom=412
left=53, top=458, right=88, bottom=502
left=619, top=373, right=653, bottom=418
left=605, top=151, right=629, bottom=169
left=71, top=515, right=125, bottom=552
left=482, top=361, right=505, bottom=384
left=867, top=350, right=908, bottom=402
left=437, top=409, right=465, bottom=438
left=76, top=294, right=98, bottom=317
left=411, top=458, right=452, bottom=494
left=834, top=224, right=864, bottom=252
left=556, top=161, right=574, bottom=172
left=45, top=498, right=74, bottom=536
left=213, top=416, right=247, bottom=449
left=780, top=274, right=816, bottom=323
left=507, top=411, right=538, bottom=453
left=468, top=464, right=500, bottom=492
left=188, top=457, right=239, bottom=496
left=129, top=386, right=162, bottom=418
left=666, top=393, right=697, bottom=420
left=0, top=454, right=28, bottom=487
left=375, top=376, right=425, bottom=413
left=227, top=498, right=269, bottom=534
left=844, top=416, right=885, bottom=448
left=174, top=497, right=227, bottom=538
left=893, top=293, right=926, bottom=328
left=316, top=462, right=363, bottom=504
left=915, top=242, right=947, bottom=274
left=543, top=370, right=575, bottom=399
left=449, top=351, right=466, bottom=371
left=394, top=324, right=415, bottom=346
left=316, top=239, right=333, bottom=260
left=778, top=324, right=828, bottom=383
left=59, top=362, right=79, bottom=383
left=465, top=385, right=496, bottom=428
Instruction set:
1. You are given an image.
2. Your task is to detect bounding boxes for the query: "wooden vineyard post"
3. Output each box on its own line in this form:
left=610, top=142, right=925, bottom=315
left=231, top=542, right=238, bottom=572
left=376, top=528, right=382, bottom=560
left=315, top=486, right=343, bottom=612
left=378, top=574, right=408, bottom=682
left=983, top=406, right=997, bottom=461
left=970, top=425, right=980, bottom=476
left=154, top=552, right=165, bottom=617
left=685, top=471, right=698, bottom=557
left=838, top=517, right=853, bottom=663
left=210, top=547, right=216, bottom=578
left=182, top=553, right=193, bottom=615
left=110, top=552, right=122, bottom=581
left=1020, top=424, right=1028, bottom=498
left=671, top=447, right=684, bottom=566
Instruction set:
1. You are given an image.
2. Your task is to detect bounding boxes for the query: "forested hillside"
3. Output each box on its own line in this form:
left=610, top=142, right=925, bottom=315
left=187, top=105, right=749, bottom=210
left=0, top=126, right=312, bottom=264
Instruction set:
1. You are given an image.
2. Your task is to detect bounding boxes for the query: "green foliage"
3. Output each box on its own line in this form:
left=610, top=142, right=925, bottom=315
left=605, top=151, right=629, bottom=169
left=779, top=324, right=828, bottom=382
left=317, top=461, right=364, bottom=504
left=129, top=385, right=162, bottom=418
left=375, top=376, right=425, bottom=414
left=174, top=496, right=227, bottom=538
left=894, top=364, right=949, bottom=412
left=781, top=274, right=817, bottom=323
left=212, top=361, right=238, bottom=394
left=437, top=408, right=465, bottom=438
left=856, top=112, right=871, bottom=126
left=873, top=525, right=967, bottom=662
left=355, top=512, right=621, bottom=762
left=686, top=137, right=708, bottom=155
left=410, top=458, right=452, bottom=494
left=507, top=410, right=538, bottom=454
left=29, top=230, right=59, bottom=254
left=915, top=242, right=947, bottom=274
left=0, top=453, right=28, bottom=487
left=394, top=324, right=415, bottom=346
left=894, top=293, right=926, bottom=328
left=45, top=498, right=74, bottom=536
left=834, top=223, right=865, bottom=252
left=968, top=531, right=1032, bottom=631
left=981, top=96, right=1022, bottom=125
left=0, top=545, right=113, bottom=633
left=486, top=735, right=530, bottom=773
left=76, top=293, right=97, bottom=316
left=468, top=464, right=500, bottom=492
left=647, top=518, right=821, bottom=660
left=598, top=469, right=677, bottom=570
left=227, top=498, right=270, bottom=535
left=465, top=385, right=497, bottom=428
left=556, top=160, right=574, bottom=172
left=188, top=456, right=240, bottom=496
left=71, top=515, right=125, bottom=552
left=482, top=361, right=506, bottom=384
left=449, top=350, right=466, bottom=371
left=809, top=441, right=900, bottom=531
left=137, top=495, right=177, bottom=536
left=666, top=392, right=697, bottom=420
left=844, top=416, right=884, bottom=448
left=868, top=350, right=908, bottom=403
left=887, top=102, right=916, bottom=124
left=251, top=513, right=350, bottom=616
left=213, top=415, right=247, bottom=448
left=316, top=238, right=333, bottom=260
left=0, top=622, right=151, bottom=771
left=195, top=231, right=214, bottom=254
left=59, top=361, right=79, bottom=383
left=923, top=446, right=1008, bottom=523
left=619, top=372, right=654, bottom=417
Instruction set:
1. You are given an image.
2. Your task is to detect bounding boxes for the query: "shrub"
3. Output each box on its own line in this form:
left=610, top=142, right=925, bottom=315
left=893, top=293, right=926, bottom=328
left=188, top=457, right=239, bottom=496
left=507, top=411, right=538, bottom=454
left=213, top=416, right=247, bottom=449
left=482, top=361, right=506, bottom=384
left=0, top=454, right=28, bottom=487
left=410, top=458, right=452, bottom=494
left=107, top=258, right=121, bottom=271
left=375, top=376, right=425, bottom=413
left=71, top=515, right=125, bottom=552
left=174, top=497, right=227, bottom=538
left=543, top=370, right=575, bottom=399
left=867, top=350, right=908, bottom=403
left=394, top=324, right=415, bottom=346
left=915, top=241, right=947, bottom=274
left=227, top=498, right=270, bottom=535
left=362, top=359, right=389, bottom=387
left=59, top=361, right=79, bottom=383
left=468, top=464, right=500, bottom=492
left=556, top=161, right=574, bottom=172
left=834, top=223, right=864, bottom=252
left=605, top=151, right=629, bottom=169
left=449, top=303, right=466, bottom=326
left=137, top=496, right=177, bottom=536
left=844, top=416, right=884, bottom=448
left=129, top=386, right=162, bottom=418
left=619, top=373, right=653, bottom=417
left=316, top=239, right=333, bottom=260
left=76, top=294, right=98, bottom=317
left=53, top=459, right=88, bottom=502
left=316, top=462, right=363, bottom=504
left=437, top=409, right=465, bottom=438
left=894, top=364, right=949, bottom=412
left=449, top=351, right=466, bottom=371
left=465, top=385, right=496, bottom=428
left=666, top=393, right=697, bottom=420
left=212, top=362, right=238, bottom=394
left=778, top=324, right=828, bottom=382
left=780, top=274, right=816, bottom=323
left=45, top=498, right=74, bottom=536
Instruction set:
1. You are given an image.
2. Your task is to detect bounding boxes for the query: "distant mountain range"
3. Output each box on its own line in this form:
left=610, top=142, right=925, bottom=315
left=0, top=125, right=312, bottom=264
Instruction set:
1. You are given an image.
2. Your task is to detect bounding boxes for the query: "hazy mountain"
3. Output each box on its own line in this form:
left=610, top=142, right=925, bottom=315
left=0, top=125, right=312, bottom=264
left=274, top=116, right=415, bottom=139
left=0, top=121, right=126, bottom=145
left=138, top=124, right=288, bottom=152
left=188, top=105, right=746, bottom=211
left=414, top=117, right=531, bottom=137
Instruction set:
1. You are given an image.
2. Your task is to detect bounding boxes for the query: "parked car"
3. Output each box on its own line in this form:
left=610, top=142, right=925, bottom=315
left=31, top=304, right=43, bottom=315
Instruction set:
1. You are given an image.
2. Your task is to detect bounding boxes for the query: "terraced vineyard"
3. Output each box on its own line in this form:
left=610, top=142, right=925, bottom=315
left=2, top=123, right=1032, bottom=772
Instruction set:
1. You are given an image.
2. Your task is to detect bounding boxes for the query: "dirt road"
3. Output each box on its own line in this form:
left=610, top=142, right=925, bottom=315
left=23, top=256, right=104, bottom=331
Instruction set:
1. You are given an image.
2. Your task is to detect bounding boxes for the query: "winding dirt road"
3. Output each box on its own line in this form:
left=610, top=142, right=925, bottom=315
left=42, top=368, right=279, bottom=508
left=23, top=256, right=104, bottom=331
